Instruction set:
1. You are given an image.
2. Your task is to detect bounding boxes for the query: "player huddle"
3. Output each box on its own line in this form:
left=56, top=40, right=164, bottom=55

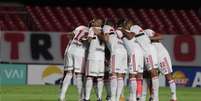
left=59, top=18, right=177, bottom=101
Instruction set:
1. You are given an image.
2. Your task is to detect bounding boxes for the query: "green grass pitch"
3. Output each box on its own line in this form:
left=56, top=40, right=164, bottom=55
left=0, top=85, right=201, bottom=101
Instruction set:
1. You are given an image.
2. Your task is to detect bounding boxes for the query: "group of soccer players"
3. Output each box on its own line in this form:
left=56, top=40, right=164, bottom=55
left=59, top=18, right=177, bottom=101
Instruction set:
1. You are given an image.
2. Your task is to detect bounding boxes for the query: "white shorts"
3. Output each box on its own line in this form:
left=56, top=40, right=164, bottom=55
left=152, top=43, right=173, bottom=75
left=64, top=44, right=86, bottom=73
left=129, top=50, right=144, bottom=74
left=158, top=56, right=172, bottom=75
left=86, top=59, right=105, bottom=77
left=110, top=53, right=128, bottom=74
left=143, top=45, right=158, bottom=71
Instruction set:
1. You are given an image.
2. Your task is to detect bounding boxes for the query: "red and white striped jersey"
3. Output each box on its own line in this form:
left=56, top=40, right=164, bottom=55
left=72, top=25, right=89, bottom=44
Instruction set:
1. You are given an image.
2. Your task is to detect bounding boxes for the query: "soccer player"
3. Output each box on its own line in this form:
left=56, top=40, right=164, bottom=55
left=59, top=25, right=89, bottom=101
left=144, top=29, right=177, bottom=101
left=84, top=18, right=106, bottom=101
left=117, top=19, right=144, bottom=101
left=101, top=20, right=128, bottom=101
left=121, top=20, right=159, bottom=101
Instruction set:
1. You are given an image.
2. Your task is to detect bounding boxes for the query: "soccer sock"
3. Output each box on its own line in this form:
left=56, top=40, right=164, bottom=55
left=137, top=79, right=143, bottom=98
left=105, top=79, right=111, bottom=99
left=129, top=77, right=137, bottom=101
left=110, top=76, right=117, bottom=101
left=141, top=79, right=148, bottom=101
left=117, top=77, right=124, bottom=101
left=147, top=78, right=153, bottom=100
left=75, top=74, right=83, bottom=100
left=169, top=80, right=177, bottom=100
left=97, top=78, right=104, bottom=100
left=152, top=76, right=159, bottom=101
left=85, top=77, right=93, bottom=100
left=59, top=72, right=73, bottom=101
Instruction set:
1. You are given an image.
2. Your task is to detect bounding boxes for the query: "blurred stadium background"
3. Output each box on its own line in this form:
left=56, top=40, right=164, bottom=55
left=0, top=0, right=201, bottom=101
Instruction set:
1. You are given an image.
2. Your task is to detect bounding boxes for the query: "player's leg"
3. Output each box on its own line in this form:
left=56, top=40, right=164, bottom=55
left=59, top=71, right=73, bottom=101
left=85, top=76, right=93, bottom=101
left=129, top=74, right=137, bottom=101
left=145, top=51, right=159, bottom=101
left=136, top=73, right=143, bottom=101
left=145, top=72, right=154, bottom=101
left=104, top=71, right=111, bottom=101
left=136, top=51, right=144, bottom=101
left=141, top=78, right=148, bottom=101
left=97, top=76, right=104, bottom=100
left=84, top=60, right=94, bottom=101
left=110, top=73, right=117, bottom=101
left=159, top=56, right=177, bottom=101
left=166, top=73, right=177, bottom=101
left=149, top=68, right=159, bottom=101
left=110, top=55, right=117, bottom=101
left=116, top=73, right=125, bottom=101
left=74, top=55, right=85, bottom=100
left=59, top=52, right=73, bottom=101
left=128, top=53, right=139, bottom=101
left=117, top=52, right=127, bottom=101
left=96, top=60, right=105, bottom=101
left=75, top=73, right=84, bottom=100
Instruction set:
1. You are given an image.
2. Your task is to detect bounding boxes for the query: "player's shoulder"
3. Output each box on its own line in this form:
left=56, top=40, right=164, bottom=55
left=144, top=29, right=156, bottom=37
left=130, top=25, right=144, bottom=34
left=75, top=25, right=89, bottom=31
left=130, top=25, right=143, bottom=30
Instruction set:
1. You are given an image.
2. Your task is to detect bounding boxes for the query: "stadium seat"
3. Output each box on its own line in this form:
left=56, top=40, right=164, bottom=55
left=1, top=5, right=201, bottom=34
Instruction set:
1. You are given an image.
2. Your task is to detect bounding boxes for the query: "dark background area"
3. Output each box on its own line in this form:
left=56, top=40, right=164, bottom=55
left=1, top=0, right=200, bottom=9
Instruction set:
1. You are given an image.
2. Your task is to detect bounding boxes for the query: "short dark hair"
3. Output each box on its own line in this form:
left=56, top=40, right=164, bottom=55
left=116, top=18, right=128, bottom=27
left=104, top=19, right=114, bottom=26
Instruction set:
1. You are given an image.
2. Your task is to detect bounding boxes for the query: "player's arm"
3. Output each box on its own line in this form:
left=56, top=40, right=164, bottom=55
left=80, top=32, right=89, bottom=44
left=120, top=28, right=135, bottom=40
left=93, top=28, right=108, bottom=43
left=101, top=32, right=109, bottom=43
left=149, top=33, right=163, bottom=41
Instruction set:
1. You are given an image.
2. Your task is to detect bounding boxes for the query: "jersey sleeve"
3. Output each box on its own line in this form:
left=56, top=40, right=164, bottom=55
left=130, top=25, right=143, bottom=34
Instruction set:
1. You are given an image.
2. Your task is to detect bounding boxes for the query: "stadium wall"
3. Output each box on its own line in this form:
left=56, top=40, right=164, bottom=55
left=0, top=31, right=201, bottom=87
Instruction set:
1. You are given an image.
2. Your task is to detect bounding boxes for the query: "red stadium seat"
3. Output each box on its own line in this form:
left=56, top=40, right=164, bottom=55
left=1, top=5, right=201, bottom=35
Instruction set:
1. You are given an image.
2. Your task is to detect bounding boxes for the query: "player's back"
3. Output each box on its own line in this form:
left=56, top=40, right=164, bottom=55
left=144, top=29, right=170, bottom=58
left=67, top=25, right=88, bottom=56
left=103, top=25, right=126, bottom=55
left=130, top=25, right=151, bottom=49
left=123, top=37, right=142, bottom=56
left=72, top=25, right=89, bottom=45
